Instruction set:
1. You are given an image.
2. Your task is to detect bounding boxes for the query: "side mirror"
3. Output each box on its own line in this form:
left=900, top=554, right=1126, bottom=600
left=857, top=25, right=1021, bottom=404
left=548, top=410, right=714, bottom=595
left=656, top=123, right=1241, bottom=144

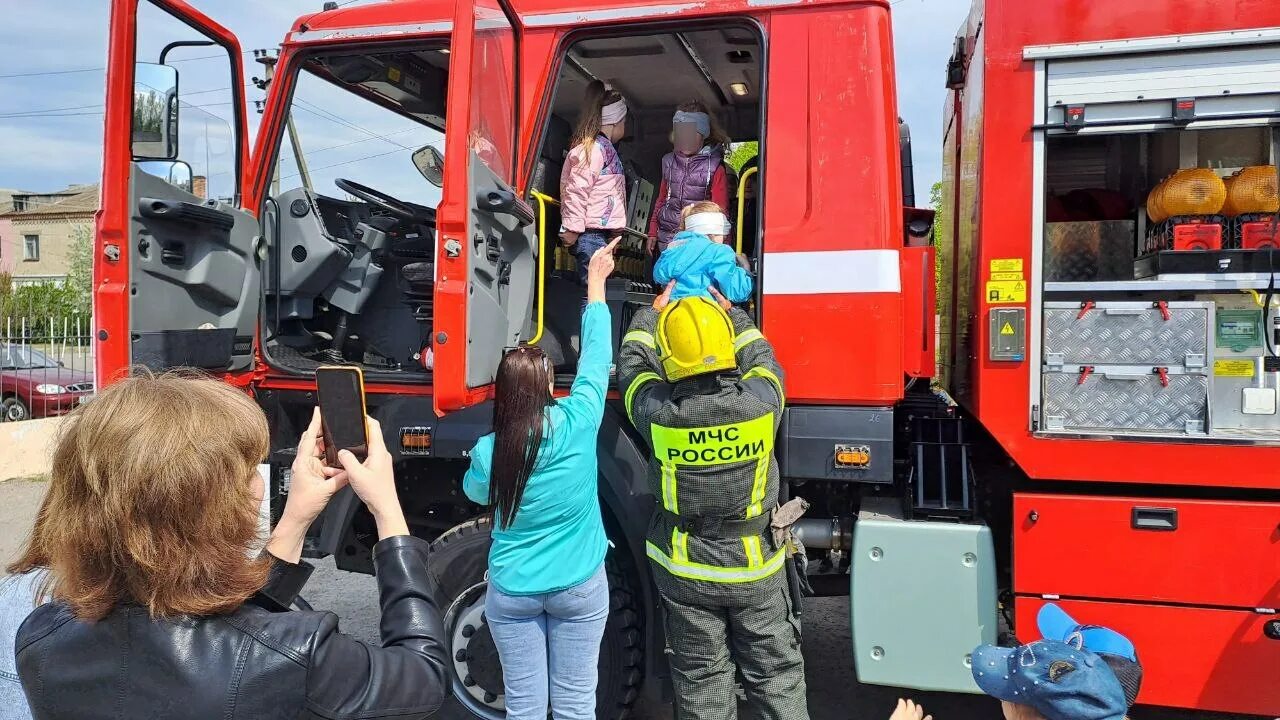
left=412, top=144, right=444, bottom=188
left=132, top=62, right=179, bottom=160
left=137, top=159, right=194, bottom=194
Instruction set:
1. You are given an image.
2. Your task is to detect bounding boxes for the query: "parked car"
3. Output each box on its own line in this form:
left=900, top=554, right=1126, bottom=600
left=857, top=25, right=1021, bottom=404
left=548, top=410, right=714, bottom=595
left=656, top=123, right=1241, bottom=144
left=0, top=345, right=94, bottom=422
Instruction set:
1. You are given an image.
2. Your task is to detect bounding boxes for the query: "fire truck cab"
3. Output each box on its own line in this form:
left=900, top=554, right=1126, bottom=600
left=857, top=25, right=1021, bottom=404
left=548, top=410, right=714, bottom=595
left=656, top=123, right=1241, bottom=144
left=100, top=0, right=918, bottom=717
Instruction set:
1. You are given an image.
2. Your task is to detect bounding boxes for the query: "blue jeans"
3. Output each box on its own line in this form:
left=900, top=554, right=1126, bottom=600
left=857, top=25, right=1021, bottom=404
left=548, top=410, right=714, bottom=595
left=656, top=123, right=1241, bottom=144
left=486, top=564, right=610, bottom=720
left=572, top=231, right=610, bottom=286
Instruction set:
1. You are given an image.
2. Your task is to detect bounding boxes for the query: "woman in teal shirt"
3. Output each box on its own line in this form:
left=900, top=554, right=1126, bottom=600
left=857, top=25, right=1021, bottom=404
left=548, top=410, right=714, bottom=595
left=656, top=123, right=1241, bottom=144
left=463, top=237, right=618, bottom=720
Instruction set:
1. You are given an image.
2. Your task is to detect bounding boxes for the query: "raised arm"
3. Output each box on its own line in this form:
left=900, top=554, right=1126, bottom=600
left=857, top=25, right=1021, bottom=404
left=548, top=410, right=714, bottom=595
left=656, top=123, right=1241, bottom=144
left=303, top=536, right=449, bottom=720
left=557, top=239, right=620, bottom=429
left=618, top=284, right=675, bottom=436
left=725, top=304, right=785, bottom=416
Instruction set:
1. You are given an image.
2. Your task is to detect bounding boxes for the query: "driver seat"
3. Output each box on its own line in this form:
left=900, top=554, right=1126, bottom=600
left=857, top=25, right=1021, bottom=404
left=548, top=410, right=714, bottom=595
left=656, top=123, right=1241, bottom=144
left=401, top=262, right=434, bottom=321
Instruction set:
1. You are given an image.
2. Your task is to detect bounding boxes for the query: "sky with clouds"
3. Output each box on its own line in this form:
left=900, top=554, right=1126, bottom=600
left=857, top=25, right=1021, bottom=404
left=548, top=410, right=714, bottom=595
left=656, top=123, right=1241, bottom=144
left=0, top=0, right=969, bottom=204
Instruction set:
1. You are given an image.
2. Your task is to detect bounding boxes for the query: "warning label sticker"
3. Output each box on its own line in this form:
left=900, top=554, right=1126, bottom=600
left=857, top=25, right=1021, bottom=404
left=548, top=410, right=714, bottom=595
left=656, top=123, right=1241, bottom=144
left=990, top=258, right=1023, bottom=273
left=1214, top=359, right=1256, bottom=378
left=999, top=322, right=1016, bottom=336
left=986, top=280, right=1026, bottom=304
left=991, top=271, right=1023, bottom=282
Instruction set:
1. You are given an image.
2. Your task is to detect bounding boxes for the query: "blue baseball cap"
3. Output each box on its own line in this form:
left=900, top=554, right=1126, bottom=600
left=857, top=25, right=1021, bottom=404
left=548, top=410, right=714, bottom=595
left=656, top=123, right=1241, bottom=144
left=1037, top=603, right=1143, bottom=706
left=1037, top=603, right=1136, bottom=662
left=971, top=640, right=1128, bottom=720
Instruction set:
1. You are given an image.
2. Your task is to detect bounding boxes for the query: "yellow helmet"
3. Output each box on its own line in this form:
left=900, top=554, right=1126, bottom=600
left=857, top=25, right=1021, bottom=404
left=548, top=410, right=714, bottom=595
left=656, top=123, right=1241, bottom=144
left=656, top=296, right=737, bottom=382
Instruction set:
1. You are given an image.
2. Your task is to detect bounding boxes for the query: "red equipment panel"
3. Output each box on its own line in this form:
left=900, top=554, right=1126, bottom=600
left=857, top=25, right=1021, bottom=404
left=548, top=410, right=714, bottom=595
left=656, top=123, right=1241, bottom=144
left=1014, top=494, right=1280, bottom=608
left=1015, top=597, right=1280, bottom=716
left=900, top=245, right=936, bottom=379
left=1170, top=221, right=1222, bottom=251
left=1240, top=217, right=1280, bottom=250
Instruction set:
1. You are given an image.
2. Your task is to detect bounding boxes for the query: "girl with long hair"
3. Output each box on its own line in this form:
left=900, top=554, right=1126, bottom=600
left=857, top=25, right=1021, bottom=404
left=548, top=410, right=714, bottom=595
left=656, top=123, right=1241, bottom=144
left=647, top=100, right=734, bottom=258
left=463, top=238, right=619, bottom=720
left=559, top=80, right=629, bottom=287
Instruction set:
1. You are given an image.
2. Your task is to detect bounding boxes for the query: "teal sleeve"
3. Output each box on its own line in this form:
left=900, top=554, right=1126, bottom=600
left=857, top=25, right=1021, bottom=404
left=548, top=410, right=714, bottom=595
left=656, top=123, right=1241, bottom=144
left=708, top=246, right=754, bottom=303
left=462, top=441, right=491, bottom=505
left=556, top=301, right=613, bottom=430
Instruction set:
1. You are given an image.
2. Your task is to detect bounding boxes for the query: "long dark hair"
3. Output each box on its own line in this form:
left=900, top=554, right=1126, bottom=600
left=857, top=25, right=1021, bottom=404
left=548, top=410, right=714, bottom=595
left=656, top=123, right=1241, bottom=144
left=571, top=80, right=623, bottom=161
left=489, top=345, right=554, bottom=528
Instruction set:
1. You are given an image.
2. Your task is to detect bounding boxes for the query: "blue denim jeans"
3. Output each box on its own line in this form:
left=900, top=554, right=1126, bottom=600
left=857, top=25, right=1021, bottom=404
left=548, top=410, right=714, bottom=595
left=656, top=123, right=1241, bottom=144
left=572, top=230, right=610, bottom=286
left=486, top=563, right=609, bottom=720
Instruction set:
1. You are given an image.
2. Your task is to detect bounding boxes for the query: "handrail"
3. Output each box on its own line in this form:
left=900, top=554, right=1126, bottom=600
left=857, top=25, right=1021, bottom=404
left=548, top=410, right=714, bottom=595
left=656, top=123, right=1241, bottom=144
left=735, top=166, right=759, bottom=255
left=529, top=190, right=560, bottom=345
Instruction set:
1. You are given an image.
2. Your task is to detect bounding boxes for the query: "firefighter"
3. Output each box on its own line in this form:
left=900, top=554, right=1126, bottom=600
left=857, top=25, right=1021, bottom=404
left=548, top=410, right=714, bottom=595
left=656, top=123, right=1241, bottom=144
left=618, top=283, right=808, bottom=720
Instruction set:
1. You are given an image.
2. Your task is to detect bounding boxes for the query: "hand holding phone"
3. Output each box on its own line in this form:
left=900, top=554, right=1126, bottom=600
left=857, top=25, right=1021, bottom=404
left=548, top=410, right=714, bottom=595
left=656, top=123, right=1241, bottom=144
left=316, top=366, right=369, bottom=467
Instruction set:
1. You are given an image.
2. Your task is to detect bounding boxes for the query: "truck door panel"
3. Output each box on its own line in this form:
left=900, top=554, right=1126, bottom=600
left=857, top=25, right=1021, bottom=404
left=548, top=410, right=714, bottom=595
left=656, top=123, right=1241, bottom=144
left=129, top=166, right=260, bottom=371
left=99, top=0, right=258, bottom=382
left=434, top=0, right=534, bottom=414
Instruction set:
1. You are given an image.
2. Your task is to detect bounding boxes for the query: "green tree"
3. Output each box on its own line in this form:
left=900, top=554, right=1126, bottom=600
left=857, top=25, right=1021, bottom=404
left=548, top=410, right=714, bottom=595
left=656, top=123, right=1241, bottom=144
left=65, top=223, right=93, bottom=316
left=725, top=141, right=758, bottom=173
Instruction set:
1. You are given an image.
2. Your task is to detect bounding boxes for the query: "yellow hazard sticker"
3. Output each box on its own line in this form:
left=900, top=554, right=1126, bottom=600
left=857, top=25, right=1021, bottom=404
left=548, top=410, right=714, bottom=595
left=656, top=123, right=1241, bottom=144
left=999, top=322, right=1016, bottom=336
left=1214, top=359, right=1255, bottom=378
left=990, top=258, right=1023, bottom=273
left=388, top=66, right=402, bottom=82
left=991, top=271, right=1023, bottom=281
left=986, top=280, right=1026, bottom=304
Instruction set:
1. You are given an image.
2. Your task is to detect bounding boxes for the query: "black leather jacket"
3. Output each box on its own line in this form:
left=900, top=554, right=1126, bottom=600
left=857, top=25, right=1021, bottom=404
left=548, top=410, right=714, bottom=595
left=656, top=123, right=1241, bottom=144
left=15, top=535, right=449, bottom=720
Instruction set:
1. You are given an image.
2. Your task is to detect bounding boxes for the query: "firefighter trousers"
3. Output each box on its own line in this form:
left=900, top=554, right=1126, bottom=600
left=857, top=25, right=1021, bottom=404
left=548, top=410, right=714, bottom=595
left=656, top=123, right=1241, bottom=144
left=659, top=584, right=809, bottom=720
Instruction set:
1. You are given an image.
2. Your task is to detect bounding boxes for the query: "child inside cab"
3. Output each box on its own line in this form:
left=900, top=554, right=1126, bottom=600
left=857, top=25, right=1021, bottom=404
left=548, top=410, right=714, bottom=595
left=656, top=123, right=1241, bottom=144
left=647, top=101, right=733, bottom=259
left=653, top=201, right=753, bottom=303
left=559, top=81, right=628, bottom=285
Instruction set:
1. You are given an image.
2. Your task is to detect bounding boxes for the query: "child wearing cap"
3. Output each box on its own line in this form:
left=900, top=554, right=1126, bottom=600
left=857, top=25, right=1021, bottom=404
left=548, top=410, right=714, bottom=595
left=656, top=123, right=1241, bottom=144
left=970, top=603, right=1142, bottom=720
left=653, top=201, right=754, bottom=303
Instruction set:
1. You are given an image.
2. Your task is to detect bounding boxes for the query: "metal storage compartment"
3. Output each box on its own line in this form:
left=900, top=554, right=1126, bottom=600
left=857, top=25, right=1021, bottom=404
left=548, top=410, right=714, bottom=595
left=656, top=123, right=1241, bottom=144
left=1041, top=301, right=1213, bottom=436
left=1043, top=301, right=1209, bottom=367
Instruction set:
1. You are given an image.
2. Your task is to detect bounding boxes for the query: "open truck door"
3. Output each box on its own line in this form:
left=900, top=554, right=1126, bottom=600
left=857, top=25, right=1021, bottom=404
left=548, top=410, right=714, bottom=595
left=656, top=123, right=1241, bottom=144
left=97, top=0, right=259, bottom=385
left=433, top=0, right=534, bottom=415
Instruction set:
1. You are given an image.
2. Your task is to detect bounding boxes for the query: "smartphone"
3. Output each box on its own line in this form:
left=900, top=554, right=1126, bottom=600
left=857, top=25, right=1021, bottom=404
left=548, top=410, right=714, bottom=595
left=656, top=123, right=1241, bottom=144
left=315, top=366, right=369, bottom=467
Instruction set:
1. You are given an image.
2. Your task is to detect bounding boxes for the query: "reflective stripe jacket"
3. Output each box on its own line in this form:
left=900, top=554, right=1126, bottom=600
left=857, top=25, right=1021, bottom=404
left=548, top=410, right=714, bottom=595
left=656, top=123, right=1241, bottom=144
left=618, top=306, right=787, bottom=604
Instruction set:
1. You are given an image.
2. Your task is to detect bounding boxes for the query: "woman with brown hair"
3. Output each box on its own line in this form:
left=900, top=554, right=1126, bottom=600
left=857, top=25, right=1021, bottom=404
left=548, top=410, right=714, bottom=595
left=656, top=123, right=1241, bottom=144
left=462, top=239, right=618, bottom=720
left=10, top=373, right=449, bottom=720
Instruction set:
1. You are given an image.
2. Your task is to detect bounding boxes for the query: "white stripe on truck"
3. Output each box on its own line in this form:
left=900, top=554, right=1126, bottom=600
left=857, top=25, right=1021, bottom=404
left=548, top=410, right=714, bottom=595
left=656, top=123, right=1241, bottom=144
left=762, top=249, right=901, bottom=295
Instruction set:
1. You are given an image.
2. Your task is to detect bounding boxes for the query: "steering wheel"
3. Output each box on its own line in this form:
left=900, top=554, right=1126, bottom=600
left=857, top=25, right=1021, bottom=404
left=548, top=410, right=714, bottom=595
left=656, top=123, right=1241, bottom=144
left=334, top=178, right=433, bottom=223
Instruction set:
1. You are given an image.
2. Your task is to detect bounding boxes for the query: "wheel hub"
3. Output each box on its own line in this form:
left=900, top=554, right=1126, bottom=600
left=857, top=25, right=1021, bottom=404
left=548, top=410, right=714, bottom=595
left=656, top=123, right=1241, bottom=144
left=448, top=588, right=505, bottom=716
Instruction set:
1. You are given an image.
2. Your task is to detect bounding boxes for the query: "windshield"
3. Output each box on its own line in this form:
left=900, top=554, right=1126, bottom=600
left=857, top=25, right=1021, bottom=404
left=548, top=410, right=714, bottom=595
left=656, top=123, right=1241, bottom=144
left=3, top=346, right=58, bottom=370
left=276, top=52, right=447, bottom=206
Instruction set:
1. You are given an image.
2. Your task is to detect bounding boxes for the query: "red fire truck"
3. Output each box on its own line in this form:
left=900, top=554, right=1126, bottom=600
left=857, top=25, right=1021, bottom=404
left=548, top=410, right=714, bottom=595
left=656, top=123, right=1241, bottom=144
left=96, top=0, right=1276, bottom=717
left=939, top=1, right=1280, bottom=715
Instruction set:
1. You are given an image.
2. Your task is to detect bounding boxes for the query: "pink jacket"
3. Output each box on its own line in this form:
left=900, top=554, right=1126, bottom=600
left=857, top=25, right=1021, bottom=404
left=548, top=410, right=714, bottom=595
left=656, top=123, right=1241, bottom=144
left=559, top=135, right=627, bottom=233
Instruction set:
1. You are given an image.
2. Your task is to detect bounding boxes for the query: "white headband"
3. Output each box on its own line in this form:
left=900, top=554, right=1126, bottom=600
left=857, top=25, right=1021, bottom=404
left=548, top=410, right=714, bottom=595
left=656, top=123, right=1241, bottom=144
left=601, top=98, right=628, bottom=126
left=684, top=211, right=731, bottom=236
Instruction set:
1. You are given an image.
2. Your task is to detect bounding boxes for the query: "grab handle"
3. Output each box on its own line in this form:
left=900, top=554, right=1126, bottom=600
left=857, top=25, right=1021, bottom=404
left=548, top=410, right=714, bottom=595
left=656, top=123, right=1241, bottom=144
left=1131, top=506, right=1178, bottom=531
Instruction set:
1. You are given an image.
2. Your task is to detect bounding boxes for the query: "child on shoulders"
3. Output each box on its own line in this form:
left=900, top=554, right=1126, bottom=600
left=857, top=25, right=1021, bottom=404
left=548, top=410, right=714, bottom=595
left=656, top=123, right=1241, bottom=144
left=653, top=201, right=753, bottom=303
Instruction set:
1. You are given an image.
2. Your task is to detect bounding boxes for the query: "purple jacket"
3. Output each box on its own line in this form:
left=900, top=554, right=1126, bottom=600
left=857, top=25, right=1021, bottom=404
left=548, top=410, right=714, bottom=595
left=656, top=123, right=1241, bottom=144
left=653, top=144, right=727, bottom=249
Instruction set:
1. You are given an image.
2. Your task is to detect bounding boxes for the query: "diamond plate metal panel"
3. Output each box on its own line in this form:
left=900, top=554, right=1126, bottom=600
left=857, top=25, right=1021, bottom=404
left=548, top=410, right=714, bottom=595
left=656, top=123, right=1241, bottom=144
left=1042, top=372, right=1208, bottom=434
left=1044, top=303, right=1210, bottom=366
left=1045, top=222, right=1136, bottom=282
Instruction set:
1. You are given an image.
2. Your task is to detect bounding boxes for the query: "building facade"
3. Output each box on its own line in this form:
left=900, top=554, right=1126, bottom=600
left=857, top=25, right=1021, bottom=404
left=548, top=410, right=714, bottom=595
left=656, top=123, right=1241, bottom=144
left=0, top=186, right=98, bottom=286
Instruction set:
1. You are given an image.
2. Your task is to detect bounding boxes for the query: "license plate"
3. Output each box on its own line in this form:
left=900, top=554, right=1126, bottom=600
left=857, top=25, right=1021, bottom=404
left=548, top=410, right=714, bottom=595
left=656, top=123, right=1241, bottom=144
left=78, top=395, right=91, bottom=405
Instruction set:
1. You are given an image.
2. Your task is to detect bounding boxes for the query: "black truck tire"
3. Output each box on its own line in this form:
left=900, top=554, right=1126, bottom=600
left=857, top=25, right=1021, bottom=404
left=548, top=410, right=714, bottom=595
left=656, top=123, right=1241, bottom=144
left=427, top=517, right=644, bottom=720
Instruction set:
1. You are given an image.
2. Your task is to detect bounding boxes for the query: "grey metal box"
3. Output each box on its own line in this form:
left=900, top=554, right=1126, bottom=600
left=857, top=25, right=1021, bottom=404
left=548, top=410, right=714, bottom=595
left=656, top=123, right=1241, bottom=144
left=1042, top=367, right=1208, bottom=435
left=1043, top=301, right=1210, bottom=368
left=850, top=499, right=997, bottom=694
left=781, top=406, right=893, bottom=484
